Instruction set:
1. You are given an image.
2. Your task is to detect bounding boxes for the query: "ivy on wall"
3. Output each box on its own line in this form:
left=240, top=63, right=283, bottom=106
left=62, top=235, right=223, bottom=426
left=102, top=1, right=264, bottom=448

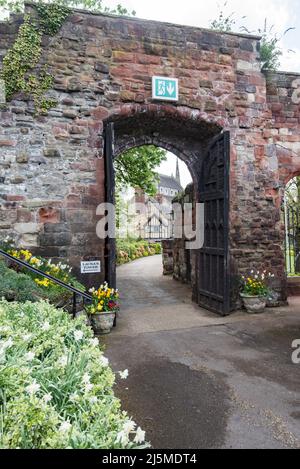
left=0, top=4, right=70, bottom=114
left=36, top=3, right=70, bottom=36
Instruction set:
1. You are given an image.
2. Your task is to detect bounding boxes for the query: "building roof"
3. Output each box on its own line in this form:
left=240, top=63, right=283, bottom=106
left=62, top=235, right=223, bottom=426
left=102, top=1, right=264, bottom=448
left=158, top=174, right=183, bottom=192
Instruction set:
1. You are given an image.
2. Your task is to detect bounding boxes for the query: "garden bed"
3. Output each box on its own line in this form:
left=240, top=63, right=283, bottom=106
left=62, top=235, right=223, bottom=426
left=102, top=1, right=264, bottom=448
left=117, top=239, right=162, bottom=265
left=0, top=300, right=147, bottom=449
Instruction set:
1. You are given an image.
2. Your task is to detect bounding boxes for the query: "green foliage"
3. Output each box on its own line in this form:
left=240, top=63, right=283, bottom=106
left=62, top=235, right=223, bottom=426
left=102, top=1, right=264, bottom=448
left=210, top=4, right=295, bottom=72
left=241, top=271, right=270, bottom=297
left=0, top=245, right=85, bottom=305
left=0, top=0, right=136, bottom=17
left=0, top=300, right=147, bottom=448
left=0, top=259, right=80, bottom=305
left=209, top=1, right=238, bottom=32
left=115, top=146, right=167, bottom=196
left=0, top=14, right=56, bottom=113
left=36, top=2, right=71, bottom=35
left=117, top=238, right=162, bottom=265
left=0, top=260, right=41, bottom=302
left=257, top=21, right=295, bottom=71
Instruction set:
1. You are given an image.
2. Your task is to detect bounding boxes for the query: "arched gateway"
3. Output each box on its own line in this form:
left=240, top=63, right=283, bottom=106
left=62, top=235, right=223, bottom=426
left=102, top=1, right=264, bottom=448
left=1, top=5, right=300, bottom=315
left=104, top=106, right=230, bottom=315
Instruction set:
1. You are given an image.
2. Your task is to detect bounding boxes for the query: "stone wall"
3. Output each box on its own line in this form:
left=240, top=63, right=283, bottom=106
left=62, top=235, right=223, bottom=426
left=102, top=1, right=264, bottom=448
left=161, top=239, right=174, bottom=276
left=1, top=5, right=300, bottom=302
left=161, top=184, right=196, bottom=289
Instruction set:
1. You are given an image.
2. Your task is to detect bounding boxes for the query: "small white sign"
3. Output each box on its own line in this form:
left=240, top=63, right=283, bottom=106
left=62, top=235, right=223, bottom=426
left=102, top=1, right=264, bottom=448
left=81, top=260, right=101, bottom=274
left=152, top=76, right=179, bottom=102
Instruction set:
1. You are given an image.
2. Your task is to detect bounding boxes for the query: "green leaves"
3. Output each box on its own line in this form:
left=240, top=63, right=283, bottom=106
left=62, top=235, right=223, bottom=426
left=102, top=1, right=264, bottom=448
left=36, top=2, right=71, bottom=36
left=0, top=300, right=147, bottom=448
left=1, top=15, right=42, bottom=101
left=115, top=145, right=167, bottom=196
left=0, top=15, right=56, bottom=113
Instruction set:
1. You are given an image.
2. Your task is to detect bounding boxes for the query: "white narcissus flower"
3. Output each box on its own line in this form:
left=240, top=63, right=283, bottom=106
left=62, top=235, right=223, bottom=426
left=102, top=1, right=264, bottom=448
left=59, top=421, right=72, bottom=433
left=69, top=392, right=80, bottom=403
left=42, top=321, right=50, bottom=332
left=89, top=396, right=98, bottom=404
left=119, top=369, right=129, bottom=380
left=82, top=373, right=91, bottom=384
left=25, top=351, right=35, bottom=362
left=43, top=393, right=53, bottom=403
left=58, top=355, right=68, bottom=367
left=123, top=420, right=136, bottom=434
left=26, top=380, right=41, bottom=396
left=1, top=338, right=13, bottom=350
left=99, top=355, right=109, bottom=367
left=134, top=427, right=146, bottom=444
left=74, top=330, right=84, bottom=341
left=116, top=430, right=129, bottom=445
left=89, top=338, right=99, bottom=348
left=84, top=383, right=94, bottom=393
left=22, top=333, right=32, bottom=342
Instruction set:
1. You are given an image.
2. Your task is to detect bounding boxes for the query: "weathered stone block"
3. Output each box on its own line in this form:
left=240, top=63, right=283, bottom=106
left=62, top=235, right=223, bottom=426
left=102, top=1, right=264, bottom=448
left=43, top=148, right=61, bottom=158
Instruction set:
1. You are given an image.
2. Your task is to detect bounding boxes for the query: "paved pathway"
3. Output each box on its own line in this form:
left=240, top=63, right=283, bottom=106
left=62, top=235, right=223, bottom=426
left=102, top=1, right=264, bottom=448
left=104, top=255, right=300, bottom=449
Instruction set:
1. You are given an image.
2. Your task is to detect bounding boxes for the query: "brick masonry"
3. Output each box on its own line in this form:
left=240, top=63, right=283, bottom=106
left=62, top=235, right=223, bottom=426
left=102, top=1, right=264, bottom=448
left=1, top=5, right=300, bottom=301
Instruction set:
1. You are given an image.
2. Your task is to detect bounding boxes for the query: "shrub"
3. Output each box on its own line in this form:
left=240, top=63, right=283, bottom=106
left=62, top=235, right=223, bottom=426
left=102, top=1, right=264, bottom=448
left=0, top=261, right=41, bottom=303
left=116, top=239, right=162, bottom=265
left=0, top=300, right=147, bottom=449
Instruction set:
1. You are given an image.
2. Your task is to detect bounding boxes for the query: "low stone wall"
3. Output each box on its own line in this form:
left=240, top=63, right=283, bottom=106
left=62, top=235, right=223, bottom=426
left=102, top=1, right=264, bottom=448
left=161, top=239, right=174, bottom=276
left=162, top=184, right=197, bottom=286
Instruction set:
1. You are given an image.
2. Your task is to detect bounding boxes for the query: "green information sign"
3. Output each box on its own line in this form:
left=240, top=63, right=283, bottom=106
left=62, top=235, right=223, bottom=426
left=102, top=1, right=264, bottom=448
left=152, top=76, right=179, bottom=102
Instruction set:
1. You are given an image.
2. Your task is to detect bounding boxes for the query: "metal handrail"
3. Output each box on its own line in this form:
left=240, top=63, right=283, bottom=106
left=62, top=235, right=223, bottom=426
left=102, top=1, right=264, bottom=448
left=0, top=248, right=93, bottom=317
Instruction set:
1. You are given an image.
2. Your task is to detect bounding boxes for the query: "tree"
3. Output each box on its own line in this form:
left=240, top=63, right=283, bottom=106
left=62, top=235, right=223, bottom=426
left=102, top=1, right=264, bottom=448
left=115, top=146, right=167, bottom=196
left=210, top=2, right=294, bottom=71
left=0, top=0, right=136, bottom=16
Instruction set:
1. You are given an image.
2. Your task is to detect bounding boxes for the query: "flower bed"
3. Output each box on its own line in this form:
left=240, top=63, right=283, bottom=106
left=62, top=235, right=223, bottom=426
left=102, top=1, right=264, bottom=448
left=0, top=300, right=147, bottom=449
left=0, top=242, right=85, bottom=305
left=117, top=239, right=162, bottom=265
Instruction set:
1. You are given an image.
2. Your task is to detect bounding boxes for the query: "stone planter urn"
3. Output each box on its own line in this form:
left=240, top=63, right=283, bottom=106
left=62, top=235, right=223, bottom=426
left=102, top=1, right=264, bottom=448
left=89, top=311, right=116, bottom=335
left=240, top=294, right=267, bottom=314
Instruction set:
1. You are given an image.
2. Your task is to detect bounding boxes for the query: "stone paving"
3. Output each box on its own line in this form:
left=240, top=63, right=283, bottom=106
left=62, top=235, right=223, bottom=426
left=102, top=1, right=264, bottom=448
left=104, top=255, right=300, bottom=449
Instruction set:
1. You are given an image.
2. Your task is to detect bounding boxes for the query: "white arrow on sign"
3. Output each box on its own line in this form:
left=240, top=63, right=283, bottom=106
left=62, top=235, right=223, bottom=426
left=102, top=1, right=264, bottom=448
left=167, top=83, right=175, bottom=95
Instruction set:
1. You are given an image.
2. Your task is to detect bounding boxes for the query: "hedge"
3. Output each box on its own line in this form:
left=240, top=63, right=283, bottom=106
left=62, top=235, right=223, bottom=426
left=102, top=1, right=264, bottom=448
left=117, top=239, right=162, bottom=265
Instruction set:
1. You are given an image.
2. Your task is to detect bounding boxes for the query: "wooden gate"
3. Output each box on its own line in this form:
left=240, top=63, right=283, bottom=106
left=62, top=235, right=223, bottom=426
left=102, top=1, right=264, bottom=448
left=197, top=132, right=231, bottom=316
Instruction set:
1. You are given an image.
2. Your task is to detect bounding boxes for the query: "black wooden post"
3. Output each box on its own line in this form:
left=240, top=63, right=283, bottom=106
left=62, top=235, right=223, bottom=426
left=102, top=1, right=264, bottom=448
left=104, top=122, right=117, bottom=327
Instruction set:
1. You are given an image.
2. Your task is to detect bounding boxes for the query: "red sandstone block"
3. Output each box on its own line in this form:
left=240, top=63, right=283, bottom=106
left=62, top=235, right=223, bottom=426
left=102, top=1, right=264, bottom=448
left=271, top=103, right=283, bottom=112
left=136, top=54, right=161, bottom=65
left=38, top=207, right=61, bottom=224
left=254, top=146, right=265, bottom=158
left=17, top=209, right=33, bottom=223
left=0, top=140, right=17, bottom=147
left=6, top=195, right=26, bottom=202
left=112, top=51, right=135, bottom=63
left=91, top=107, right=109, bottom=120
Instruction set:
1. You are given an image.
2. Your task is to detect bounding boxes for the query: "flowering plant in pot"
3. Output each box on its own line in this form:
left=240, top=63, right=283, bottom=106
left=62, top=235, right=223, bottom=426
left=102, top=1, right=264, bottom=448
left=240, top=271, right=272, bottom=314
left=86, top=282, right=120, bottom=334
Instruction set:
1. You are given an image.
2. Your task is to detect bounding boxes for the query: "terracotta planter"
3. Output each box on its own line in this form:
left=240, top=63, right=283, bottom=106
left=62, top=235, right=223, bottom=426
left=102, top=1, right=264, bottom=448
left=240, top=294, right=267, bottom=314
left=89, top=311, right=116, bottom=335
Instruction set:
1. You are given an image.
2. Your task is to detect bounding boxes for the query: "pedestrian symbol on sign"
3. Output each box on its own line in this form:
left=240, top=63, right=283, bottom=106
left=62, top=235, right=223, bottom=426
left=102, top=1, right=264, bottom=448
left=152, top=76, right=179, bottom=102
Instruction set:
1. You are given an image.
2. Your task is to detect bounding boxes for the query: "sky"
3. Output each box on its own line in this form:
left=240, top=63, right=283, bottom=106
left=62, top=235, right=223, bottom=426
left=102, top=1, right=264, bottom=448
left=2, top=0, right=300, bottom=187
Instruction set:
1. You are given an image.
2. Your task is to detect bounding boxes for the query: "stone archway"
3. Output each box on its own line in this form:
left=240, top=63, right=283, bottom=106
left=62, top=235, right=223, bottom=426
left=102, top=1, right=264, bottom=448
left=103, top=104, right=231, bottom=315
